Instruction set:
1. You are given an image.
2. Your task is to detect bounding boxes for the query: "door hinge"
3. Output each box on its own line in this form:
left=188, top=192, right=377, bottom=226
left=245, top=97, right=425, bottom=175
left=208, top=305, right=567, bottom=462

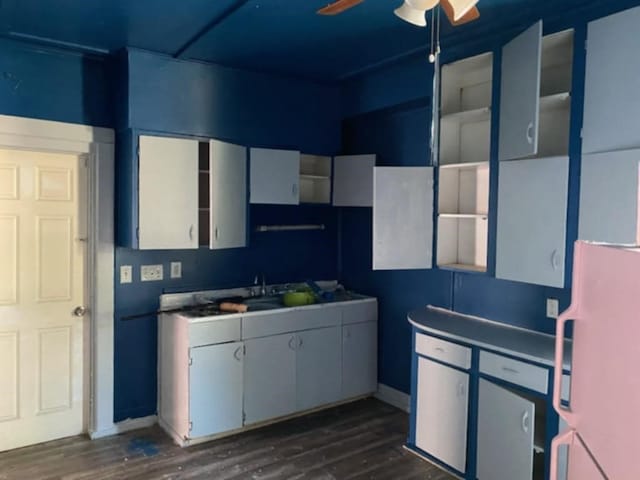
left=189, top=421, right=193, bottom=432
left=242, top=411, right=246, bottom=424
left=136, top=227, right=139, bottom=240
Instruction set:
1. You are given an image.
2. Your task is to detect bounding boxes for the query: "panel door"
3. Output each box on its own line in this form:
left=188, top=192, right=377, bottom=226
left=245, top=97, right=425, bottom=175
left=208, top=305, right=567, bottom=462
left=209, top=140, right=247, bottom=249
left=333, top=155, right=375, bottom=207
left=342, top=322, right=377, bottom=399
left=244, top=333, right=297, bottom=425
left=0, top=149, right=86, bottom=452
left=499, top=21, right=543, bottom=161
left=296, top=327, right=342, bottom=411
left=249, top=148, right=300, bottom=205
left=496, top=156, right=569, bottom=287
left=138, top=135, right=199, bottom=249
left=373, top=167, right=433, bottom=270
left=477, top=379, right=535, bottom=480
left=415, top=357, right=469, bottom=473
left=582, top=6, right=640, bottom=154
left=189, top=342, right=244, bottom=438
left=579, top=150, right=640, bottom=244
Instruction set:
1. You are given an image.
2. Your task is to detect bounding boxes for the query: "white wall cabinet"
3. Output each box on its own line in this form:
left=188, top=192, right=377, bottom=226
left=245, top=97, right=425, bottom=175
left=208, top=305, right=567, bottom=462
left=296, top=326, right=342, bottom=411
left=582, top=6, right=640, bottom=154
left=200, top=140, right=247, bottom=249
left=189, top=342, right=244, bottom=438
left=373, top=167, right=433, bottom=270
left=476, top=379, right=542, bottom=480
left=579, top=149, right=640, bottom=244
left=342, top=321, right=378, bottom=399
left=243, top=333, right=297, bottom=425
left=138, top=135, right=199, bottom=249
left=250, top=147, right=300, bottom=205
left=415, top=357, right=469, bottom=474
left=333, top=154, right=376, bottom=207
left=496, top=156, right=569, bottom=287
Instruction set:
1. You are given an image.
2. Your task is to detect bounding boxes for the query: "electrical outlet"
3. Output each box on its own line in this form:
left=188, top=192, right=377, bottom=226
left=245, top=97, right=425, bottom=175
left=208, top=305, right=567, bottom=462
left=120, top=265, right=132, bottom=284
left=547, top=298, right=559, bottom=319
left=141, top=264, right=163, bottom=282
left=170, top=262, right=182, bottom=279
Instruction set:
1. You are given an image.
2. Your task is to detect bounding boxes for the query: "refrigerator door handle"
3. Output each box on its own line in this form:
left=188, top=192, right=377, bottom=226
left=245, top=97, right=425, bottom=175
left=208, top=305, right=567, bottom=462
left=550, top=429, right=574, bottom=480
left=554, top=306, right=579, bottom=427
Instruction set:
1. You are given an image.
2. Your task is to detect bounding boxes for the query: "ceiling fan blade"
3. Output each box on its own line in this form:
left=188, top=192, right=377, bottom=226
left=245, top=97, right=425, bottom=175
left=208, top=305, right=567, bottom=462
left=441, top=0, right=480, bottom=25
left=317, top=0, right=365, bottom=15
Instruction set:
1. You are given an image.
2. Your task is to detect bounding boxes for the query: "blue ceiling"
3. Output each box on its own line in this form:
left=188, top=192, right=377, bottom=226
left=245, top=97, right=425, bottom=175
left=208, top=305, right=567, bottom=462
left=0, top=0, right=634, bottom=81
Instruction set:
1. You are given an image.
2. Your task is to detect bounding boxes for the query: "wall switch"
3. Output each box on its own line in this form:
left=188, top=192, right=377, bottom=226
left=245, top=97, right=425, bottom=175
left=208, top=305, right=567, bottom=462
left=170, top=262, right=182, bottom=279
left=141, top=264, right=163, bottom=282
left=120, top=265, right=133, bottom=284
left=547, top=298, right=560, bottom=319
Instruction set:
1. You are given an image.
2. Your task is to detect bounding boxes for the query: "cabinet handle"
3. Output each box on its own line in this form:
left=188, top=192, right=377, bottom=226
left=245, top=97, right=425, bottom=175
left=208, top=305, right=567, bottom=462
left=434, top=347, right=445, bottom=353
left=288, top=335, right=297, bottom=351
left=457, top=382, right=465, bottom=398
left=551, top=249, right=561, bottom=270
left=189, top=225, right=194, bottom=241
left=292, top=183, right=298, bottom=197
left=502, top=366, right=520, bottom=375
left=526, top=122, right=535, bottom=145
left=214, top=226, right=219, bottom=240
left=233, top=346, right=243, bottom=361
left=298, top=336, right=303, bottom=348
left=521, top=411, right=530, bottom=433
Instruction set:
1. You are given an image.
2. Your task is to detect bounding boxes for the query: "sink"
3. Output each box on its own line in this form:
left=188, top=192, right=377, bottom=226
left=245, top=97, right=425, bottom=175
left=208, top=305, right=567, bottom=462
left=242, top=296, right=283, bottom=311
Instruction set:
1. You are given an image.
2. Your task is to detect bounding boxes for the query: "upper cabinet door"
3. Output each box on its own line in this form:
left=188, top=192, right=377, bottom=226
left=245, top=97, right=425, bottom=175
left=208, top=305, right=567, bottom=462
left=579, top=150, right=640, bottom=244
left=249, top=148, right=300, bottom=205
left=373, top=167, right=433, bottom=270
left=138, top=135, right=199, bottom=250
left=210, top=140, right=247, bottom=249
left=499, top=21, right=543, bottom=161
left=583, top=6, right=640, bottom=154
left=333, top=155, right=376, bottom=207
left=496, top=156, right=569, bottom=287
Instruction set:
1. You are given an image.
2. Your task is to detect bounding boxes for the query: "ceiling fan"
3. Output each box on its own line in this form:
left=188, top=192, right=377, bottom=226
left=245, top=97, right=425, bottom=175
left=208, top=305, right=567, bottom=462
left=317, top=0, right=480, bottom=27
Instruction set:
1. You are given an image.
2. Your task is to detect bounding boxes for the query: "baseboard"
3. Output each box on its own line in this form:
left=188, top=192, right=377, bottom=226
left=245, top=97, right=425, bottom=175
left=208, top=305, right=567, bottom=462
left=375, top=383, right=410, bottom=413
left=90, top=415, right=157, bottom=439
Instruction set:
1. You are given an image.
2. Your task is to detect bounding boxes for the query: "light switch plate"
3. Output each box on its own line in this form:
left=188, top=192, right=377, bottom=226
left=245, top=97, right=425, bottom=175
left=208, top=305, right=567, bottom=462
left=141, top=264, right=163, bottom=282
left=120, top=265, right=132, bottom=284
left=547, top=298, right=559, bottom=319
left=170, top=262, right=182, bottom=279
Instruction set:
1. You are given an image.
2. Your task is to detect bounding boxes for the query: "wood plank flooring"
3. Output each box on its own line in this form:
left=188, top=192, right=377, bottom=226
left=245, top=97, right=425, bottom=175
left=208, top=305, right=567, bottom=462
left=0, top=399, right=454, bottom=480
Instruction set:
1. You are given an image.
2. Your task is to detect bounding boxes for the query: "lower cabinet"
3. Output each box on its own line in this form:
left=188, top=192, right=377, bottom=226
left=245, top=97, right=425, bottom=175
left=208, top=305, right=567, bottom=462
left=244, top=333, right=297, bottom=425
left=415, top=357, right=469, bottom=474
left=189, top=342, right=244, bottom=438
left=296, top=326, right=342, bottom=411
left=342, top=321, right=378, bottom=399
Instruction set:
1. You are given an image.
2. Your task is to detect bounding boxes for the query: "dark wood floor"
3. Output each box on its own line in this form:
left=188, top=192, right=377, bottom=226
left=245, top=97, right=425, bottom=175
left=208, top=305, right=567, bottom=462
left=0, top=399, right=454, bottom=480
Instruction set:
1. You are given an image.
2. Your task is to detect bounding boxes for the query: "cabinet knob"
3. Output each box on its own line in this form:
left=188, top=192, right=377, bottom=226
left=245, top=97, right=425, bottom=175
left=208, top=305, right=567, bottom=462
left=526, top=122, right=535, bottom=145
left=521, top=411, right=530, bottom=433
left=189, top=225, right=194, bottom=241
left=551, top=249, right=561, bottom=270
left=233, top=346, right=243, bottom=361
left=457, top=382, right=465, bottom=398
left=288, top=335, right=297, bottom=351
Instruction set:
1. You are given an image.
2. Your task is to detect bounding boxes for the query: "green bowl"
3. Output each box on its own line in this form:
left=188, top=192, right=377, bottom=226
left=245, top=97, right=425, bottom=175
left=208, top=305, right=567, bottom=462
left=282, top=291, right=315, bottom=307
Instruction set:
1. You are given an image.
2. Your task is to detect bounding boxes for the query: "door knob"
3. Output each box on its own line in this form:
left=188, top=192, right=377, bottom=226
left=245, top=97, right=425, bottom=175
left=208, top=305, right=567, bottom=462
left=73, top=306, right=87, bottom=317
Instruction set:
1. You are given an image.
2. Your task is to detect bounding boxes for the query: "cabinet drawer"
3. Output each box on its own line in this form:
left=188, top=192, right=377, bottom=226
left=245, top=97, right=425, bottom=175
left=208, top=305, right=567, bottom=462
left=189, top=318, right=241, bottom=347
left=479, top=351, right=549, bottom=394
left=415, top=334, right=471, bottom=370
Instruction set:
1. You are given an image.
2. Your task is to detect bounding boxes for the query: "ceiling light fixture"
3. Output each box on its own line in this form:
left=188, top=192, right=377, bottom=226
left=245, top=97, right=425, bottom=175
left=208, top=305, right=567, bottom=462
left=394, top=0, right=439, bottom=27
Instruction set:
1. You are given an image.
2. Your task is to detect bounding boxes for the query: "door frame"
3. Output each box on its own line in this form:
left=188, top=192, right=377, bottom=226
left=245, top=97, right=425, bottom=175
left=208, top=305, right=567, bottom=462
left=0, top=114, right=115, bottom=439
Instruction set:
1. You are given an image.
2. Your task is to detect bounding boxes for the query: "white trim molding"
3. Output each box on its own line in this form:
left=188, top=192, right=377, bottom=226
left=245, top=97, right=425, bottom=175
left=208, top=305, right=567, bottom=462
left=0, top=114, right=115, bottom=439
left=375, top=383, right=411, bottom=413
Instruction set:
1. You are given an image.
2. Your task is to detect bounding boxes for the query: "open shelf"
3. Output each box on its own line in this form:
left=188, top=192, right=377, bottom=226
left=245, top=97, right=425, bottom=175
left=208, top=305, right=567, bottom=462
left=541, top=30, right=574, bottom=97
left=439, top=263, right=487, bottom=273
left=440, top=108, right=491, bottom=166
left=299, top=154, right=331, bottom=204
left=437, top=216, right=488, bottom=272
left=441, top=52, right=493, bottom=115
left=198, top=142, right=211, bottom=246
left=440, top=213, right=488, bottom=219
left=439, top=162, right=489, bottom=216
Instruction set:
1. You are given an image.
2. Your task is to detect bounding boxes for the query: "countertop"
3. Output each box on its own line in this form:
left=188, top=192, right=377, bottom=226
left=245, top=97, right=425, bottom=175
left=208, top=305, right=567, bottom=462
left=409, top=306, right=572, bottom=370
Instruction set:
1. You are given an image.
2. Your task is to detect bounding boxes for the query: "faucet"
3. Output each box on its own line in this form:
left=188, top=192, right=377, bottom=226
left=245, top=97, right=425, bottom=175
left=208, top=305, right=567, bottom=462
left=254, top=273, right=267, bottom=297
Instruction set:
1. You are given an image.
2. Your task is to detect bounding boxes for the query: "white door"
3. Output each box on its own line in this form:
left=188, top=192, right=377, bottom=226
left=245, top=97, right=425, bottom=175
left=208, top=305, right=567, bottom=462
left=138, top=135, right=199, bottom=250
left=332, top=155, right=375, bottom=207
left=0, top=148, right=86, bottom=451
left=249, top=148, right=300, bottom=205
left=189, top=342, right=244, bottom=439
left=415, top=357, right=469, bottom=474
left=373, top=167, right=433, bottom=270
left=496, top=156, right=569, bottom=287
left=579, top=150, right=640, bottom=244
left=499, top=21, right=543, bottom=161
left=244, top=333, right=296, bottom=424
left=209, top=140, right=247, bottom=249
left=342, top=322, right=377, bottom=399
left=296, top=327, right=342, bottom=411
left=477, top=379, right=536, bottom=480
left=582, top=6, right=640, bottom=154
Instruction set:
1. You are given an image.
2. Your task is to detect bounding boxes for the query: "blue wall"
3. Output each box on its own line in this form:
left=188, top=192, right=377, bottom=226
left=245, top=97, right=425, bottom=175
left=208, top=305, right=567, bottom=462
left=113, top=50, right=342, bottom=421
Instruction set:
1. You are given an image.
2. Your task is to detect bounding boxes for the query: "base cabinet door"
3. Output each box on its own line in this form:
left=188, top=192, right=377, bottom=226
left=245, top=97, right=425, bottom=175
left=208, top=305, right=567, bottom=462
left=342, top=322, right=377, bottom=399
left=296, top=327, right=342, bottom=411
left=477, top=379, right=535, bottom=480
left=189, top=342, right=244, bottom=438
left=244, top=334, right=297, bottom=425
left=415, top=357, right=469, bottom=474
